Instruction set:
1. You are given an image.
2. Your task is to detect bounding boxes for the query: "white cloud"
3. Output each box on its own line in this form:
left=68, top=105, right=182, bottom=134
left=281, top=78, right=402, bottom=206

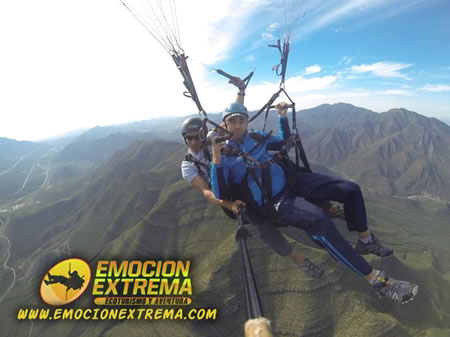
left=351, top=62, right=413, bottom=79
left=238, top=74, right=338, bottom=112
left=292, top=0, right=434, bottom=42
left=267, top=22, right=280, bottom=32
left=0, top=0, right=445, bottom=141
left=419, top=84, right=450, bottom=93
left=0, top=0, right=270, bottom=141
left=304, top=65, right=321, bottom=75
left=341, top=56, right=353, bottom=66
left=261, top=32, right=273, bottom=40
left=374, top=89, right=415, bottom=96
left=286, top=75, right=337, bottom=92
left=351, top=0, right=434, bottom=30
left=245, top=54, right=256, bottom=62
left=304, top=0, right=377, bottom=37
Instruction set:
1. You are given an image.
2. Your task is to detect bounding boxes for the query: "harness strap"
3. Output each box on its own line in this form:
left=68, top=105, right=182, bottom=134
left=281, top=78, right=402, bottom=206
left=203, top=145, right=212, bottom=162
left=247, top=167, right=268, bottom=209
left=184, top=153, right=210, bottom=180
left=269, top=39, right=290, bottom=89
left=262, top=167, right=273, bottom=206
left=294, top=137, right=312, bottom=173
left=248, top=88, right=283, bottom=123
left=252, top=157, right=277, bottom=169
left=222, top=146, right=241, bottom=157
left=171, top=53, right=205, bottom=116
left=248, top=131, right=272, bottom=153
left=276, top=134, right=297, bottom=159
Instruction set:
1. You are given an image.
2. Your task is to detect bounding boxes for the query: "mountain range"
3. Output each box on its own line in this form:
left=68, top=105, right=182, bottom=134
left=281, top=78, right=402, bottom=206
left=299, top=104, right=450, bottom=201
left=0, top=103, right=449, bottom=337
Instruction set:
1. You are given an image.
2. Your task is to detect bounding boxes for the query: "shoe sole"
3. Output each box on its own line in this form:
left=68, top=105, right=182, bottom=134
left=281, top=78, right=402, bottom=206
left=356, top=248, right=394, bottom=258
left=300, top=269, right=325, bottom=279
left=377, top=284, right=419, bottom=304
left=401, top=284, right=419, bottom=304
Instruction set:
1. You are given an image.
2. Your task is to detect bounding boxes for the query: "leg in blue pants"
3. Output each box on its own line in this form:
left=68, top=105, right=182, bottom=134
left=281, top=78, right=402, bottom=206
left=245, top=207, right=293, bottom=257
left=294, top=172, right=368, bottom=232
left=276, top=195, right=373, bottom=277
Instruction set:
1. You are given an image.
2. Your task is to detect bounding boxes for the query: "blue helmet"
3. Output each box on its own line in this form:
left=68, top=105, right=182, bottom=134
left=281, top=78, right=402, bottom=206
left=222, top=102, right=249, bottom=121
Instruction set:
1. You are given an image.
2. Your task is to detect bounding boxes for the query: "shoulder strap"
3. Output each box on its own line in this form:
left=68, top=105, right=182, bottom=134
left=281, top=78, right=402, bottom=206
left=248, top=131, right=273, bottom=143
left=248, top=132, right=266, bottom=142
left=203, top=146, right=212, bottom=162
left=185, top=153, right=210, bottom=179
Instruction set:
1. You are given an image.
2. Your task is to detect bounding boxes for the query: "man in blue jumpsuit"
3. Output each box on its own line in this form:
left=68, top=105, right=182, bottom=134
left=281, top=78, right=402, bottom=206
left=180, top=115, right=324, bottom=278
left=210, top=102, right=419, bottom=304
left=180, top=80, right=325, bottom=278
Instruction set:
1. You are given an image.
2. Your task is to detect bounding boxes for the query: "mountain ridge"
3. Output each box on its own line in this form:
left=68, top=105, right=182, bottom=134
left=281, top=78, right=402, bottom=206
left=300, top=104, right=450, bottom=200
left=1, top=138, right=449, bottom=337
left=1, top=104, right=450, bottom=337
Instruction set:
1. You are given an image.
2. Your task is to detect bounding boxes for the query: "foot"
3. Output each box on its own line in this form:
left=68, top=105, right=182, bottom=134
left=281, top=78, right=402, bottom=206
left=372, top=271, right=419, bottom=304
left=298, top=258, right=324, bottom=279
left=355, top=233, right=394, bottom=257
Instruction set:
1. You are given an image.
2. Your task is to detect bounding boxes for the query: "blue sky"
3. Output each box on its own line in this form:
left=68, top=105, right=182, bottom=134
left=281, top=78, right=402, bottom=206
left=212, top=0, right=450, bottom=120
left=0, top=0, right=449, bottom=141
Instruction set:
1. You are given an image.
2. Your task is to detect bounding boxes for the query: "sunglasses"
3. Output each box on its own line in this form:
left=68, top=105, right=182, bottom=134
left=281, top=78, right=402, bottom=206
left=185, top=135, right=200, bottom=141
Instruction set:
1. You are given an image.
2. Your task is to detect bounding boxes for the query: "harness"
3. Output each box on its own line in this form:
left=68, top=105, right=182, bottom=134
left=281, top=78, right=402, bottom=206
left=226, top=132, right=301, bottom=227
left=184, top=147, right=239, bottom=220
left=184, top=147, right=211, bottom=182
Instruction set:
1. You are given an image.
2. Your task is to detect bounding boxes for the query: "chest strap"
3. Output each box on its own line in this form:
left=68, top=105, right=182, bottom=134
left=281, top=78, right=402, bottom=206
left=185, top=153, right=210, bottom=179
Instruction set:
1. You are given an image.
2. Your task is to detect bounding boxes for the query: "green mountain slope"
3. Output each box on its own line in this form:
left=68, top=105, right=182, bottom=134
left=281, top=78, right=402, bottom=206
left=300, top=105, right=450, bottom=200
left=40, top=102, right=450, bottom=201
left=1, top=138, right=449, bottom=337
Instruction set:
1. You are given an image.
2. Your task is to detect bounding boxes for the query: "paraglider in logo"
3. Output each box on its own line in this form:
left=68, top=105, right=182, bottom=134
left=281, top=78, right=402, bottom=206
left=40, top=258, right=91, bottom=306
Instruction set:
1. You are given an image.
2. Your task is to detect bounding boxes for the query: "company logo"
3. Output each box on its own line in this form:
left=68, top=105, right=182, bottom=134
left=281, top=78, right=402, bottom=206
left=92, top=260, right=192, bottom=306
left=40, top=258, right=91, bottom=306
left=20, top=259, right=217, bottom=322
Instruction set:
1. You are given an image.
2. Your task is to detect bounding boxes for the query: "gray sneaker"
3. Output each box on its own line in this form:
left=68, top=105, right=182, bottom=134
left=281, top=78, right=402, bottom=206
left=298, top=259, right=324, bottom=279
left=372, top=271, right=419, bottom=304
left=355, top=233, right=394, bottom=257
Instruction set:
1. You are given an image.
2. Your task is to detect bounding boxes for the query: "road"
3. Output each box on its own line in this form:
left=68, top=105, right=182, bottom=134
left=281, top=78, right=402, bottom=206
left=14, top=149, right=53, bottom=195
left=0, top=148, right=40, bottom=177
left=0, top=218, right=16, bottom=304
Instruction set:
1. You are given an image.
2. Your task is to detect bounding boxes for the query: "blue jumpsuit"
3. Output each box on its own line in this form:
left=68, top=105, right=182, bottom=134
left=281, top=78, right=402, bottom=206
left=211, top=118, right=373, bottom=277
